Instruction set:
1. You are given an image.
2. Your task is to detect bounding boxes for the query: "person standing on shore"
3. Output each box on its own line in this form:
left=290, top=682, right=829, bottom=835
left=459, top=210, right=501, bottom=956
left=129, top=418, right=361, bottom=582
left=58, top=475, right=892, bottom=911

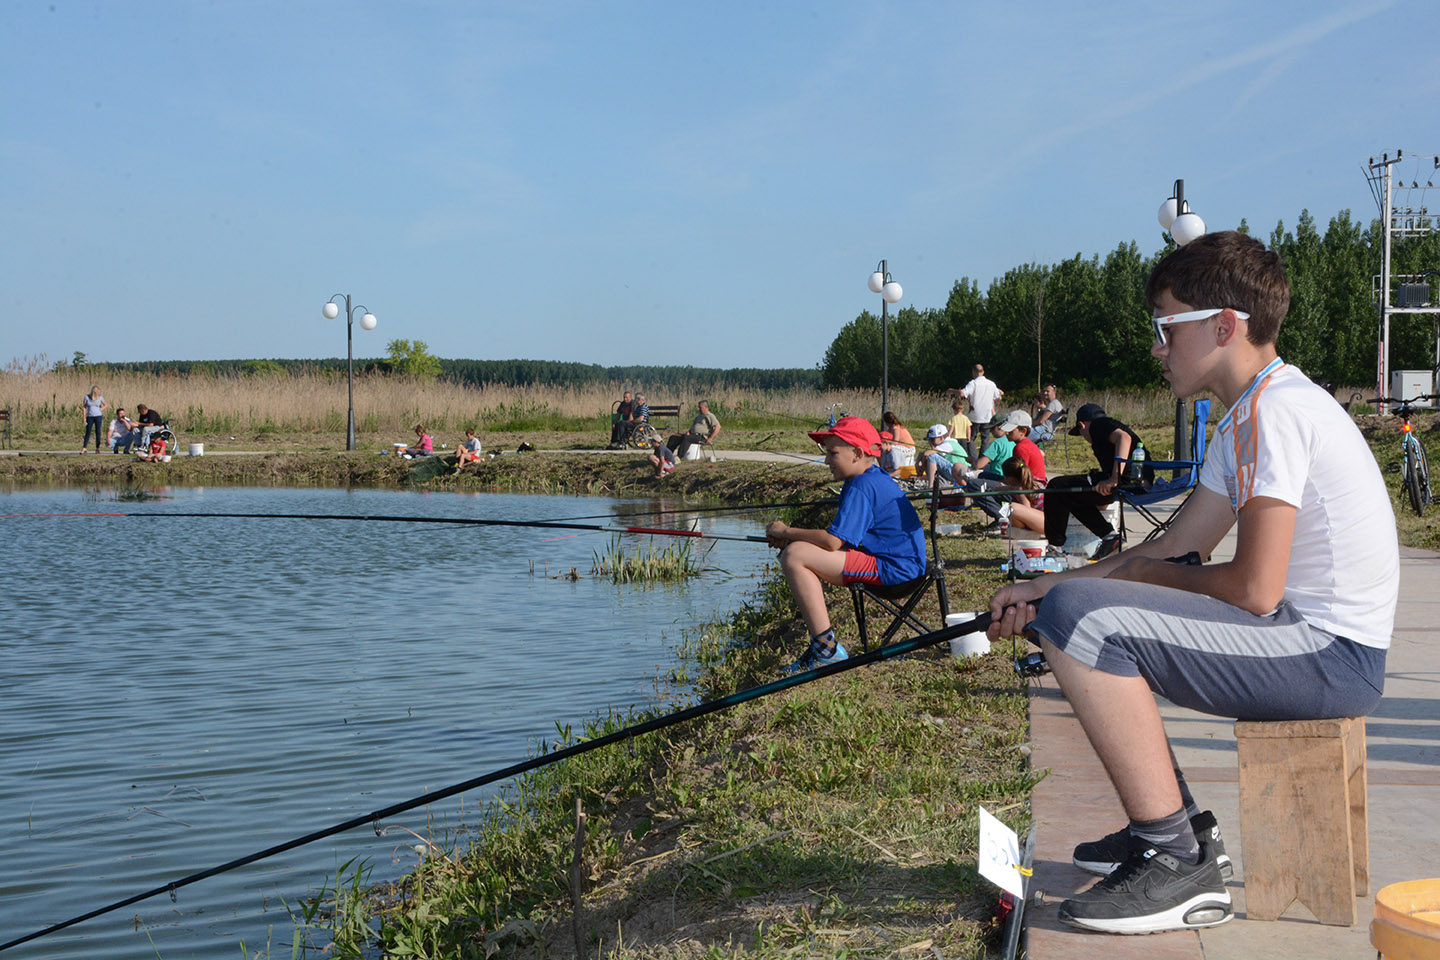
left=80, top=386, right=108, bottom=453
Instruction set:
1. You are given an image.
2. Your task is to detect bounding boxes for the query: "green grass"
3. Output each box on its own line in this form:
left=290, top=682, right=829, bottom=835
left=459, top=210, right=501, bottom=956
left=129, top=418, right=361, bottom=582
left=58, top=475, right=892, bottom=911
left=299, top=514, right=1028, bottom=958
left=591, top=537, right=705, bottom=584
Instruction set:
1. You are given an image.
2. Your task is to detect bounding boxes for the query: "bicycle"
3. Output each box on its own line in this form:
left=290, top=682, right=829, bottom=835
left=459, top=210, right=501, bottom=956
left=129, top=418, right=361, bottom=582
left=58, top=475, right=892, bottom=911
left=818, top=403, right=849, bottom=431
left=1370, top=394, right=1436, bottom=516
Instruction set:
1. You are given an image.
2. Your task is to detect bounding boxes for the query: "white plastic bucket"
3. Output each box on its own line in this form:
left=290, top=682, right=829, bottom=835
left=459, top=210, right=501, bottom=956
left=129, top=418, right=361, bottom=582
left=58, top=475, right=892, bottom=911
left=188, top=443, right=204, bottom=457
left=1065, top=501, right=1121, bottom=557
left=945, top=612, right=991, bottom=657
left=683, top=444, right=703, bottom=461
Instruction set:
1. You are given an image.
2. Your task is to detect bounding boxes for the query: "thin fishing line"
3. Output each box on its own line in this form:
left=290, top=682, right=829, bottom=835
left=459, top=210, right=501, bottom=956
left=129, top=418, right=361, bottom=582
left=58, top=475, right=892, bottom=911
left=0, top=612, right=994, bottom=953
left=550, top=497, right=840, bottom=523
left=1, top=511, right=770, bottom=543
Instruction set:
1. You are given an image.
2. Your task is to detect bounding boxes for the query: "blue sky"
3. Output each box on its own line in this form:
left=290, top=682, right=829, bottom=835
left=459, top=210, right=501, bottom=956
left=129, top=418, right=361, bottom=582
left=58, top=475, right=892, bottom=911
left=2, top=0, right=1432, bottom=370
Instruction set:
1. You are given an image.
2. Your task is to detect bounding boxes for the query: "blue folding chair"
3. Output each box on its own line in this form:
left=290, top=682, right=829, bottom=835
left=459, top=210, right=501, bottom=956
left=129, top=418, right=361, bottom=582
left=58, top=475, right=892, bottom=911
left=1118, top=398, right=1211, bottom=545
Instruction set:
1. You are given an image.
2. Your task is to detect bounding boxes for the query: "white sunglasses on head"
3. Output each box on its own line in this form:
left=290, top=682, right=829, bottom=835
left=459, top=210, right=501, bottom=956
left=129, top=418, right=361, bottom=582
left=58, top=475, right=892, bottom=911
left=1152, top=308, right=1250, bottom=346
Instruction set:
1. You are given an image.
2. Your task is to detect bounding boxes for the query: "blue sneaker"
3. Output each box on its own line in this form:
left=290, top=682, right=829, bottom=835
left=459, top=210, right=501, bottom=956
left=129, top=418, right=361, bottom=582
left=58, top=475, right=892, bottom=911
left=781, top=642, right=849, bottom=676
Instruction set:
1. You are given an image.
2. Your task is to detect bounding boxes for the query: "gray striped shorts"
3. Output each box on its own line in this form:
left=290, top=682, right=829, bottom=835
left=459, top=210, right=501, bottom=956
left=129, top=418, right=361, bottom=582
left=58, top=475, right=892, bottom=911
left=1030, top=578, right=1386, bottom=722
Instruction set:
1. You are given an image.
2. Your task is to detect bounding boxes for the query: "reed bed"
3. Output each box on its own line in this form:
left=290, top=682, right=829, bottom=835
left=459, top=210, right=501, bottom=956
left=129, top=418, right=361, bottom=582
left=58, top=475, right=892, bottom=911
left=4, top=354, right=1358, bottom=449
left=590, top=536, right=703, bottom=583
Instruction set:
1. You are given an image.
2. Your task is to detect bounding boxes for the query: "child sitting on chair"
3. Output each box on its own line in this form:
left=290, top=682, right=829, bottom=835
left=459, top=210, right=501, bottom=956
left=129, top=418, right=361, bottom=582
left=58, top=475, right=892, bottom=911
left=765, top=416, right=927, bottom=674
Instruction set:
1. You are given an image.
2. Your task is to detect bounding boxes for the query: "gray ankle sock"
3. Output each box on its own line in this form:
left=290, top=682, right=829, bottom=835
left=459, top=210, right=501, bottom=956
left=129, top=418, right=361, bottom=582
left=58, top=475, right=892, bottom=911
left=1130, top=807, right=1200, bottom=864
left=811, top=628, right=836, bottom=658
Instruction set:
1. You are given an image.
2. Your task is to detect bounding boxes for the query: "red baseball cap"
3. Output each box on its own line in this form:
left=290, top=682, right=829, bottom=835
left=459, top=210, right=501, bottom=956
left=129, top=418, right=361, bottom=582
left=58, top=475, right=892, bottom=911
left=809, top=416, right=882, bottom=456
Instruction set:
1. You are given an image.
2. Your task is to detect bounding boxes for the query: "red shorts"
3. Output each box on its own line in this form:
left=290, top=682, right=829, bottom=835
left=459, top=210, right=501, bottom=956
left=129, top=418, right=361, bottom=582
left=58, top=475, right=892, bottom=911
left=840, top=549, right=882, bottom=585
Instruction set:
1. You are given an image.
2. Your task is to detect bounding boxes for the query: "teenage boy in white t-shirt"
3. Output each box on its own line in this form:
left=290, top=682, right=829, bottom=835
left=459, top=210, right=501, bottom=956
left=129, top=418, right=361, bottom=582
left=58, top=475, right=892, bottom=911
left=987, top=230, right=1398, bottom=935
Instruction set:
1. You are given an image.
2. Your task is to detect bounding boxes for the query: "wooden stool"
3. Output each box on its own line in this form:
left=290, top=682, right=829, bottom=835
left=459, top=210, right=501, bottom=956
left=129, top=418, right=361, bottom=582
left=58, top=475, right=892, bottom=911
left=1234, top=717, right=1368, bottom=925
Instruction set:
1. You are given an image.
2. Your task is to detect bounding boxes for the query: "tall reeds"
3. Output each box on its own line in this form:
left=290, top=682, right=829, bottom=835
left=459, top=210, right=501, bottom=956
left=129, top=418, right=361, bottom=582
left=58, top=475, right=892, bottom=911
left=590, top=537, right=702, bottom=583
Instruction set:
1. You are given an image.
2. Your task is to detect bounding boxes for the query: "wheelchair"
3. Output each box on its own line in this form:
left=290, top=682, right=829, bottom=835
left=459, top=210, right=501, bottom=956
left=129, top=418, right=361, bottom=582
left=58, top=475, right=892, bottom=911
left=625, top=422, right=663, bottom=449
left=135, top=422, right=179, bottom=457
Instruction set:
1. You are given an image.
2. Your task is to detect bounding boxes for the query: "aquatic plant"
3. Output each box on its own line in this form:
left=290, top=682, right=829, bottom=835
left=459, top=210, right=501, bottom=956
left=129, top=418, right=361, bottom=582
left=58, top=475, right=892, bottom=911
left=590, top=535, right=702, bottom=584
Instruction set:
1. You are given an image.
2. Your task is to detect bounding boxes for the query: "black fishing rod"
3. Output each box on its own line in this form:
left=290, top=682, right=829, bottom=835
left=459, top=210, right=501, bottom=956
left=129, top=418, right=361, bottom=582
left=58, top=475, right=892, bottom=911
left=552, top=496, right=839, bottom=523
left=1, top=511, right=771, bottom=543
left=0, top=611, right=994, bottom=954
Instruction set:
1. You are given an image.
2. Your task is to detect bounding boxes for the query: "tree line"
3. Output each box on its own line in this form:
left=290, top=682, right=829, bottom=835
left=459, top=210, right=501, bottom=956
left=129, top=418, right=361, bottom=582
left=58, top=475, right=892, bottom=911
left=821, top=210, right=1440, bottom=395
left=83, top=355, right=823, bottom=390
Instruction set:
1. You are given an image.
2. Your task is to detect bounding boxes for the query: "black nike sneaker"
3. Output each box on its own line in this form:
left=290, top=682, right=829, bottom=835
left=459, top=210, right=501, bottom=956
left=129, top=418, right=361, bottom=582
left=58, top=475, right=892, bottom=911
left=1058, top=836, right=1233, bottom=934
left=1073, top=810, right=1233, bottom=880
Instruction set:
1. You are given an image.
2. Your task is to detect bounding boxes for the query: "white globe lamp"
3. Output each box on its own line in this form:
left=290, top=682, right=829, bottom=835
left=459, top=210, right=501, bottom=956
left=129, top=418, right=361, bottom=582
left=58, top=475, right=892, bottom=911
left=881, top=280, right=903, bottom=304
left=1157, top=197, right=1179, bottom=230
left=323, top=302, right=339, bottom=319
left=1171, top=210, right=1207, bottom=246
left=867, top=271, right=886, bottom=294
left=360, top=313, right=377, bottom=330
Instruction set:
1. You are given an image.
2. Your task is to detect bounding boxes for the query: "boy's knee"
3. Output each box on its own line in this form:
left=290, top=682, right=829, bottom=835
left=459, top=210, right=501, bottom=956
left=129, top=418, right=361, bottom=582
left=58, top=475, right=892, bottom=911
left=778, top=542, right=817, bottom=576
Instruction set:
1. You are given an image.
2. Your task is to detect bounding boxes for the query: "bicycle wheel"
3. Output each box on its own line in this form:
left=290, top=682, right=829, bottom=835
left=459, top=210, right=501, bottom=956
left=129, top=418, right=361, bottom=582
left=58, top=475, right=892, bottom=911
left=1411, top=437, right=1434, bottom=518
left=1409, top=436, right=1432, bottom=516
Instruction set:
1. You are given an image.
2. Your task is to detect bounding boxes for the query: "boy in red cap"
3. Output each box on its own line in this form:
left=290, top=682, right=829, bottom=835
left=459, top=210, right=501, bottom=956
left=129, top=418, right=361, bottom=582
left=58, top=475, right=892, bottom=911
left=766, top=416, right=927, bottom=674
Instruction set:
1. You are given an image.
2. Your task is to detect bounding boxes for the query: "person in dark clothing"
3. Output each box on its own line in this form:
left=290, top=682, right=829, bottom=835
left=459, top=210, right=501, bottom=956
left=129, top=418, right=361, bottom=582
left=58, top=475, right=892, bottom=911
left=609, top=391, right=634, bottom=446
left=1042, top=402, right=1153, bottom=557
left=133, top=403, right=165, bottom=452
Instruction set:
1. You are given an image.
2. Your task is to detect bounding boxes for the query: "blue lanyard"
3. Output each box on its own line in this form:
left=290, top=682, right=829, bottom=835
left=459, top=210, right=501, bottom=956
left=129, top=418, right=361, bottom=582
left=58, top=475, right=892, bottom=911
left=1219, top=357, right=1285, bottom=433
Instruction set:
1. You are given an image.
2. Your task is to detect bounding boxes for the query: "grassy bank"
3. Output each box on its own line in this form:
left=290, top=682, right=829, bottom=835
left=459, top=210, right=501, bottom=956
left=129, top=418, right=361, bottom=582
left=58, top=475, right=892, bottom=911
left=298, top=525, right=1027, bottom=959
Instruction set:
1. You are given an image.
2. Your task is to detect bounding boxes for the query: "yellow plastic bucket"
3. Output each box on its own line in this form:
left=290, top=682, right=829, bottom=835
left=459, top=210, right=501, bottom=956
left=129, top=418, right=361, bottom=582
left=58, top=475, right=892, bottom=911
left=1372, top=878, right=1440, bottom=960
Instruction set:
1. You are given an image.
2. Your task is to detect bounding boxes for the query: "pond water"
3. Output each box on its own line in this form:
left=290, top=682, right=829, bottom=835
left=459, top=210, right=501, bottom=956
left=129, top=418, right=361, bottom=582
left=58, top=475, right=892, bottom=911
left=0, top=486, right=774, bottom=959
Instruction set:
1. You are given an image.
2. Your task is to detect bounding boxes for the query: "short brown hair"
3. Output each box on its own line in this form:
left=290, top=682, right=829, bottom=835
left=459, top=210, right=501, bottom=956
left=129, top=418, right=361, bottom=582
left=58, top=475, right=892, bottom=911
left=1145, top=231, right=1290, bottom=345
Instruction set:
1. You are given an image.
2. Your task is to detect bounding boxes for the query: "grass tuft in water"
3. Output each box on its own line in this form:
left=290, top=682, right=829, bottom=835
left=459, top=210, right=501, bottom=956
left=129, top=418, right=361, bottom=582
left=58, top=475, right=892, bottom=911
left=590, top=536, right=704, bottom=583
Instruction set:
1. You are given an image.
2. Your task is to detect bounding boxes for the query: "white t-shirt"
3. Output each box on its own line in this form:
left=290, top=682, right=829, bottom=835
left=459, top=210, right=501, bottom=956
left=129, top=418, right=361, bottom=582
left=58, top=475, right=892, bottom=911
left=961, top=377, right=1002, bottom=424
left=1199, top=361, right=1398, bottom=648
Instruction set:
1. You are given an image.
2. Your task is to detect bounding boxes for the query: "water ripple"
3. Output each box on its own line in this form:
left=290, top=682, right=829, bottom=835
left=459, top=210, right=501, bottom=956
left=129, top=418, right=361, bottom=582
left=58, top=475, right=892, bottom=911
left=0, top=486, right=772, bottom=959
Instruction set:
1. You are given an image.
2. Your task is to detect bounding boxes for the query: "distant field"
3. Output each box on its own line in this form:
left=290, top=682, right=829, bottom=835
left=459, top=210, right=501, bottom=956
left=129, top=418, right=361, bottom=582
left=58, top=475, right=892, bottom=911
left=2, top=365, right=1244, bottom=454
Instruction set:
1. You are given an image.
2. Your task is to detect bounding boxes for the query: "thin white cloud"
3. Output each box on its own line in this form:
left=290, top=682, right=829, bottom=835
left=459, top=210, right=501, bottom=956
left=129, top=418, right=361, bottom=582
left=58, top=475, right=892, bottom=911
left=1013, top=0, right=1396, bottom=163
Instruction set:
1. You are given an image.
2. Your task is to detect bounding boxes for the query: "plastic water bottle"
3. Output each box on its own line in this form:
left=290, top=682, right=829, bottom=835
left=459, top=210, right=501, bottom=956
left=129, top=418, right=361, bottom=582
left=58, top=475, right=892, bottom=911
left=1125, top=445, right=1146, bottom=481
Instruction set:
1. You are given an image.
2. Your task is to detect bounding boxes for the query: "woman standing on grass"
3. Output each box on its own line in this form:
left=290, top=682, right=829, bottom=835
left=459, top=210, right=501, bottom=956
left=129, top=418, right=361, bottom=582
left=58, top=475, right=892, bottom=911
left=79, top=386, right=108, bottom=453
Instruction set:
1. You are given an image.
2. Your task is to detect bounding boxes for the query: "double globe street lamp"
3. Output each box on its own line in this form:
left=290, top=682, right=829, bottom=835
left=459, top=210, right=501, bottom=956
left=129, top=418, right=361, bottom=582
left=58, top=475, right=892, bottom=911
left=1157, top=179, right=1206, bottom=246
left=323, top=294, right=377, bottom=450
left=867, top=261, right=904, bottom=417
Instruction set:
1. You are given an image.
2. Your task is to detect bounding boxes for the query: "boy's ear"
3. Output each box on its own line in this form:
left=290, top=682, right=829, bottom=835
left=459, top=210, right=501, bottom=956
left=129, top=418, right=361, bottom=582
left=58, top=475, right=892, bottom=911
left=1215, top=308, right=1244, bottom=346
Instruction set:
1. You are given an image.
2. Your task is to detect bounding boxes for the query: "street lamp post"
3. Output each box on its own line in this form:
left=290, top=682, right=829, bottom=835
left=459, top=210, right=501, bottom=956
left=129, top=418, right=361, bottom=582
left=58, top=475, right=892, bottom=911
left=323, top=294, right=378, bottom=450
left=1157, top=181, right=1206, bottom=458
left=867, top=261, right=904, bottom=418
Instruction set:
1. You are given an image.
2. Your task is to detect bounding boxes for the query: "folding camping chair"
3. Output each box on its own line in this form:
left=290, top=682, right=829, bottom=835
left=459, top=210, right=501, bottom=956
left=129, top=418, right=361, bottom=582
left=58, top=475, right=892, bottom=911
left=1117, top=398, right=1211, bottom=544
left=849, top=478, right=951, bottom=652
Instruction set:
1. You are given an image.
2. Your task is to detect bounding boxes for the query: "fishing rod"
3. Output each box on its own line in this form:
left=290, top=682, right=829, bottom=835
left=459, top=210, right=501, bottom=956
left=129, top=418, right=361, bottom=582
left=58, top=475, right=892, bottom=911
left=1, top=511, right=771, bottom=544
left=0, top=611, right=994, bottom=954
left=551, top=496, right=839, bottom=523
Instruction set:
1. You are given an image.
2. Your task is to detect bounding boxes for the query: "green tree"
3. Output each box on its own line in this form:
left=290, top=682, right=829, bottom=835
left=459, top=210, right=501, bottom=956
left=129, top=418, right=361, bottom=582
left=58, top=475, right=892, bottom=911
left=386, top=339, right=442, bottom=380
left=983, top=264, right=1050, bottom=391
left=887, top=306, right=947, bottom=391
left=937, top=278, right=986, bottom=387
left=820, top=311, right=882, bottom=388
left=1273, top=211, right=1330, bottom=376
left=241, top=359, right=288, bottom=378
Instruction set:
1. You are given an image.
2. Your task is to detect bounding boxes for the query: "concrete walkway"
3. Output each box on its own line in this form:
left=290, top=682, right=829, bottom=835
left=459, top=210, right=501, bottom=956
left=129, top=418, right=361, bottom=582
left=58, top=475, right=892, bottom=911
left=1025, top=511, right=1440, bottom=958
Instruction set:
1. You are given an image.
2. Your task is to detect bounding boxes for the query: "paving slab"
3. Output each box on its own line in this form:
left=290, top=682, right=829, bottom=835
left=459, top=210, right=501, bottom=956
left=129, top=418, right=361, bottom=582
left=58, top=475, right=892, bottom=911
left=1025, top=511, right=1440, bottom=959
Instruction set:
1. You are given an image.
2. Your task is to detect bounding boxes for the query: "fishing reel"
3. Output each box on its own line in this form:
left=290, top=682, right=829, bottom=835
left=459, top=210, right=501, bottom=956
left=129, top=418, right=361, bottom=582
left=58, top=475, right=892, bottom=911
left=1014, top=651, right=1049, bottom=678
